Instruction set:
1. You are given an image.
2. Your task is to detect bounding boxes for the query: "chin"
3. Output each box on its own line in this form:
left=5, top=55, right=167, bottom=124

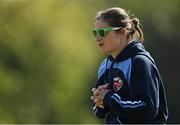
left=99, top=49, right=109, bottom=55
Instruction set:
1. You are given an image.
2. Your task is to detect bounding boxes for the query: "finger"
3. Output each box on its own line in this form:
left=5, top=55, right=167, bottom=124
left=98, top=86, right=104, bottom=90
left=98, top=85, right=107, bottom=90
left=94, top=99, right=103, bottom=105
left=90, top=96, right=94, bottom=100
left=98, top=105, right=104, bottom=109
left=94, top=100, right=101, bottom=106
left=93, top=89, right=99, bottom=96
left=94, top=99, right=104, bottom=108
left=98, top=84, right=109, bottom=90
left=94, top=94, right=102, bottom=101
left=105, top=83, right=109, bottom=88
left=92, top=88, right=96, bottom=92
left=94, top=99, right=100, bottom=103
left=93, top=95, right=99, bottom=100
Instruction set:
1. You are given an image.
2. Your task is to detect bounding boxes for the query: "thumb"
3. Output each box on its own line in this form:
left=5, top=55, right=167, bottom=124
left=98, top=84, right=108, bottom=90
left=105, top=83, right=109, bottom=88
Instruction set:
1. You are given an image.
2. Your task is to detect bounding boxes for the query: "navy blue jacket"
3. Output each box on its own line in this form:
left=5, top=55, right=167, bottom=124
left=93, top=41, right=168, bottom=124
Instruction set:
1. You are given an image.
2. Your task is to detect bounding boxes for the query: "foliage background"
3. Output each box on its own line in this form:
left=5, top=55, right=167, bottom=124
left=0, top=0, right=179, bottom=123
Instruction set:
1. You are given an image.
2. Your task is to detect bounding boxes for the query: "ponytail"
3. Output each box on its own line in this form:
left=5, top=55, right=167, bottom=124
left=131, top=18, right=144, bottom=43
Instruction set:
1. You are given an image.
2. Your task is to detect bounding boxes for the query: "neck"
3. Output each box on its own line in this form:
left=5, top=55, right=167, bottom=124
left=111, top=43, right=127, bottom=59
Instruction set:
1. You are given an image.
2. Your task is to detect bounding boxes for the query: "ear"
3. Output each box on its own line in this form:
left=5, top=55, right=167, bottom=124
left=116, top=27, right=124, bottom=34
left=121, top=27, right=128, bottom=33
left=117, top=28, right=128, bottom=37
left=117, top=28, right=129, bottom=42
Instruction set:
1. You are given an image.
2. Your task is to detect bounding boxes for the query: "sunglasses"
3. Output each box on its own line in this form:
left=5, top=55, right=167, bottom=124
left=92, top=27, right=122, bottom=37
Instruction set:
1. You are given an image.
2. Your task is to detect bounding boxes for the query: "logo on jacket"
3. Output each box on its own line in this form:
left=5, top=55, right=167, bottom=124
left=113, top=77, right=123, bottom=91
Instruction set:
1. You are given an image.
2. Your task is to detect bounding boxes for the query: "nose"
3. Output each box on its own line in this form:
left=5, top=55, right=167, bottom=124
left=96, top=35, right=103, bottom=42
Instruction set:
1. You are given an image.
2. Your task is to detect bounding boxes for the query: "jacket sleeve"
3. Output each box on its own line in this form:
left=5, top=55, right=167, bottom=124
left=92, top=79, right=110, bottom=119
left=103, top=55, right=159, bottom=121
left=93, top=104, right=110, bottom=119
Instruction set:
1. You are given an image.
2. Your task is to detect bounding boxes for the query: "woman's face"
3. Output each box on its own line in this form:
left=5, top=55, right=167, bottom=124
left=95, top=19, right=126, bottom=56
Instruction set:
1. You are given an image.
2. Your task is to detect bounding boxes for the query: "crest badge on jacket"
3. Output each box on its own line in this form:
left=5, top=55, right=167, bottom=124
left=113, top=77, right=123, bottom=91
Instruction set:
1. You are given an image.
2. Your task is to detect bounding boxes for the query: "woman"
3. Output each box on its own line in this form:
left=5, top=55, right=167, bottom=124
left=90, top=7, right=168, bottom=124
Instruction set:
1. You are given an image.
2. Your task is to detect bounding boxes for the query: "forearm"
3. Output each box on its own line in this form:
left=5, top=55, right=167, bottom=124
left=103, top=91, right=158, bottom=121
left=93, top=104, right=109, bottom=119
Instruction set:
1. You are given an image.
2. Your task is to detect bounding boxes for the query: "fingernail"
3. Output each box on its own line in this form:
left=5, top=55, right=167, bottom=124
left=92, top=88, right=96, bottom=92
left=90, top=96, right=93, bottom=100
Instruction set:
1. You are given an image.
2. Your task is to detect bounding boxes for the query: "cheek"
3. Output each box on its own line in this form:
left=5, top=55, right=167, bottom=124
left=105, top=34, right=118, bottom=48
left=104, top=37, right=117, bottom=51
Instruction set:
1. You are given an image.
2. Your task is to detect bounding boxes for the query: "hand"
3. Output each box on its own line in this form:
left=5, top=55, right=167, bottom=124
left=94, top=86, right=110, bottom=101
left=90, top=84, right=110, bottom=108
left=91, top=87, right=105, bottom=108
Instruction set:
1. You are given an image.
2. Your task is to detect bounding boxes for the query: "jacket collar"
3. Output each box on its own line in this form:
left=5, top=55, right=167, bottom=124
left=108, top=41, right=145, bottom=62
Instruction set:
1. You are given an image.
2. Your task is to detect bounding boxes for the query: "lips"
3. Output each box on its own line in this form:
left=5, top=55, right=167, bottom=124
left=99, top=43, right=104, bottom=47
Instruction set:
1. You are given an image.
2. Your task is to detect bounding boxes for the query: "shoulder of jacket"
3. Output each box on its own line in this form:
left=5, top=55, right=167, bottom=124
left=131, top=54, right=154, bottom=67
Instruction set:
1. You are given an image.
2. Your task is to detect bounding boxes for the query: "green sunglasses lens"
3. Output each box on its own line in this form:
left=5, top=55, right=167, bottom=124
left=98, top=29, right=105, bottom=37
